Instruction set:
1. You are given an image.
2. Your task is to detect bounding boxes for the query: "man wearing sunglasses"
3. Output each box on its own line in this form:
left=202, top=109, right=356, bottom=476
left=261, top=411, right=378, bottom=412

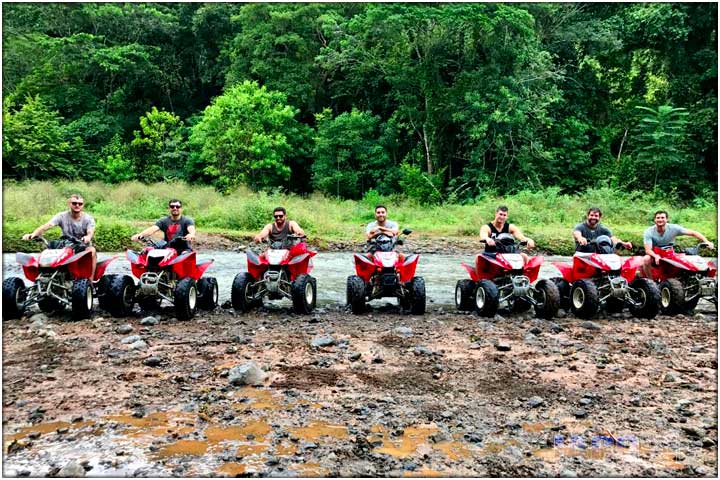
left=23, top=194, right=97, bottom=276
left=254, top=206, right=305, bottom=243
left=131, top=199, right=196, bottom=252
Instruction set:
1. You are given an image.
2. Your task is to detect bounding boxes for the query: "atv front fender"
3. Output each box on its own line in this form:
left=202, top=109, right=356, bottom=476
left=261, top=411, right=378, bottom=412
left=288, top=253, right=313, bottom=280
left=94, top=256, right=117, bottom=281
left=398, top=254, right=420, bottom=284
left=552, top=262, right=573, bottom=283
left=621, top=256, right=644, bottom=282
left=524, top=256, right=543, bottom=283
left=461, top=262, right=479, bottom=282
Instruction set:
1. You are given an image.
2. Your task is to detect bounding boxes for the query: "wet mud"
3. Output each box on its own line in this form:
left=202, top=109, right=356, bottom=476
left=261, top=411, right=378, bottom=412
left=2, top=302, right=718, bottom=477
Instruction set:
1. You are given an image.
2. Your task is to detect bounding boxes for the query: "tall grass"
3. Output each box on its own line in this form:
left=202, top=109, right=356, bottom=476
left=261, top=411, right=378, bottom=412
left=2, top=180, right=717, bottom=253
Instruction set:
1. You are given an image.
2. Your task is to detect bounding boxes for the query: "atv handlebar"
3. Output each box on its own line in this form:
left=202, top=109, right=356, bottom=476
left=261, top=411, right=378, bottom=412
left=684, top=242, right=714, bottom=256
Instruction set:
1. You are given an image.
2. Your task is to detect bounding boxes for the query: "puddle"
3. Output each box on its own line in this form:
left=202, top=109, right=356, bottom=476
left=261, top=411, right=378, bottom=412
left=235, top=444, right=270, bottom=457
left=154, top=439, right=208, bottom=458
left=217, top=462, right=247, bottom=476
left=290, top=460, right=327, bottom=477
left=288, top=420, right=349, bottom=442
left=5, top=420, right=94, bottom=445
left=373, top=424, right=439, bottom=458
left=205, top=419, right=271, bottom=444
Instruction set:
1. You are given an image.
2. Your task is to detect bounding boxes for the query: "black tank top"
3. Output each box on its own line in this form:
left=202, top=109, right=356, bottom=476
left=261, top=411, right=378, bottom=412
left=484, top=222, right=509, bottom=253
left=269, top=221, right=290, bottom=242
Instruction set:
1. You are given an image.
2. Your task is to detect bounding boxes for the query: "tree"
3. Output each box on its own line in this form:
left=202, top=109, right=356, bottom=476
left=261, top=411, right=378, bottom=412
left=188, top=80, right=308, bottom=192
left=130, top=107, right=187, bottom=182
left=312, top=108, right=391, bottom=199
left=2, top=95, right=84, bottom=180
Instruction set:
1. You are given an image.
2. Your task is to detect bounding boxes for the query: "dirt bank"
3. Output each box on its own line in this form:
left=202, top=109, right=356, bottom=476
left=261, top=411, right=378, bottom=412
left=2, top=303, right=717, bottom=477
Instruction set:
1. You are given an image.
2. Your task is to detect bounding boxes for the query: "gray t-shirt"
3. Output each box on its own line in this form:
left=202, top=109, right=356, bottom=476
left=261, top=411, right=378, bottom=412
left=573, top=222, right=612, bottom=251
left=49, top=211, right=95, bottom=240
left=643, top=223, right=687, bottom=248
left=366, top=220, right=399, bottom=235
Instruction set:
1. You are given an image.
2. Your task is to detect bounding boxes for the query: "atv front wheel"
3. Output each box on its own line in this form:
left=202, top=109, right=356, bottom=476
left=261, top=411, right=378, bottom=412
left=659, top=279, right=686, bottom=315
left=106, top=275, right=136, bottom=317
left=71, top=278, right=94, bottom=320
left=197, top=277, right=219, bottom=311
left=409, top=277, right=426, bottom=315
left=455, top=279, right=476, bottom=312
left=232, top=272, right=257, bottom=313
left=570, top=279, right=599, bottom=319
left=475, top=279, right=499, bottom=317
left=3, top=277, right=27, bottom=320
left=292, top=274, right=317, bottom=314
left=174, top=278, right=197, bottom=320
left=346, top=275, right=366, bottom=314
left=96, top=274, right=115, bottom=311
left=628, top=278, right=660, bottom=319
left=533, top=279, right=560, bottom=319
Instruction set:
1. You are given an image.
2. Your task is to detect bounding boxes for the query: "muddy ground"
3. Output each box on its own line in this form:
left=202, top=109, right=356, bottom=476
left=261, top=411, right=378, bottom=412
left=2, top=300, right=718, bottom=478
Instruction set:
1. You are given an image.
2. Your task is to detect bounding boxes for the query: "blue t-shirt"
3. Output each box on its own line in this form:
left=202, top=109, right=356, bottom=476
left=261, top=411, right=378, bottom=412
left=643, top=223, right=687, bottom=248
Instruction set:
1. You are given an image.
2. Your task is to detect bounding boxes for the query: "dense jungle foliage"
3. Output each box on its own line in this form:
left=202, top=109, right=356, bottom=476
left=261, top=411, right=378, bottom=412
left=2, top=3, right=717, bottom=203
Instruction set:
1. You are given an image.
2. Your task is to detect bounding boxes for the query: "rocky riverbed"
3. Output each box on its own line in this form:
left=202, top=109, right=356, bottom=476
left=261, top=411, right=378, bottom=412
left=2, top=302, right=717, bottom=477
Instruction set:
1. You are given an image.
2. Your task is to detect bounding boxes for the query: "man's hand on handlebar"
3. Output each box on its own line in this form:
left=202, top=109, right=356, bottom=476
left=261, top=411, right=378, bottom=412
left=22, top=233, right=36, bottom=241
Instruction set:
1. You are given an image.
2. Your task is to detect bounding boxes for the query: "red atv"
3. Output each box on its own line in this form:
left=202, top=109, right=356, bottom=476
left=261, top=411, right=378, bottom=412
left=231, top=235, right=317, bottom=314
left=111, top=236, right=218, bottom=320
left=551, top=235, right=659, bottom=319
left=3, top=236, right=117, bottom=320
left=642, top=242, right=717, bottom=314
left=346, top=229, right=425, bottom=314
left=455, top=233, right=560, bottom=318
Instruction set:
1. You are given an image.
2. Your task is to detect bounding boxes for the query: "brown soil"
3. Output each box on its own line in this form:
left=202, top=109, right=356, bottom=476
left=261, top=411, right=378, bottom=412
left=2, top=304, right=717, bottom=477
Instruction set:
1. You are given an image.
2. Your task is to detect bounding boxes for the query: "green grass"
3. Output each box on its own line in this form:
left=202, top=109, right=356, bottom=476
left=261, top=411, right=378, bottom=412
left=2, top=180, right=717, bottom=255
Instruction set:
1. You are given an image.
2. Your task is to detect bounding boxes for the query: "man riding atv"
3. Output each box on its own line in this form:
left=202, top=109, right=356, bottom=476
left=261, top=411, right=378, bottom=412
left=366, top=204, right=399, bottom=241
left=573, top=207, right=632, bottom=253
left=23, top=194, right=98, bottom=278
left=132, top=199, right=196, bottom=251
left=480, top=206, right=535, bottom=264
left=255, top=207, right=305, bottom=244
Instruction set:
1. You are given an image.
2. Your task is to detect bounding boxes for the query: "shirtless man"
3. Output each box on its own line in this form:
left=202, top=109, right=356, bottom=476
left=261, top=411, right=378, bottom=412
left=132, top=199, right=197, bottom=252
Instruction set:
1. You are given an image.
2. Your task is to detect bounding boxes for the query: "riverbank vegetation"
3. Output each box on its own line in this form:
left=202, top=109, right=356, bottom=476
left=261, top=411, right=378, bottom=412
left=3, top=181, right=716, bottom=255
left=2, top=3, right=717, bottom=206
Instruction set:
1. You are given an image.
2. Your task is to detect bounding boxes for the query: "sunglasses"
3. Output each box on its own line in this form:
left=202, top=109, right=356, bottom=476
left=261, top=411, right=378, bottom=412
left=274, top=214, right=285, bottom=219
left=71, top=202, right=84, bottom=206
left=169, top=205, right=182, bottom=209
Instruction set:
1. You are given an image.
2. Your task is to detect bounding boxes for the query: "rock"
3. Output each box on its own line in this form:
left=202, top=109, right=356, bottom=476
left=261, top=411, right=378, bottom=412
left=372, top=357, right=385, bottom=364
left=121, top=335, right=142, bottom=344
left=528, top=326, right=542, bottom=335
left=29, top=313, right=49, bottom=324
left=548, top=322, right=564, bottom=333
left=58, top=461, right=85, bottom=477
left=573, top=409, right=588, bottom=419
left=580, top=321, right=601, bottom=331
left=413, top=346, right=432, bottom=356
left=647, top=339, right=668, bottom=353
left=494, top=341, right=511, bottom=352
left=492, top=314, right=505, bottom=322
left=680, top=426, right=704, bottom=438
left=693, top=465, right=709, bottom=475
left=468, top=342, right=482, bottom=350
left=71, top=415, right=84, bottom=423
left=702, top=437, right=716, bottom=448
left=143, top=357, right=162, bottom=367
left=129, top=340, right=148, bottom=350
left=311, top=335, right=336, bottom=348
left=528, top=396, right=545, bottom=408
left=560, top=469, right=577, bottom=477
left=116, top=324, right=134, bottom=334
left=693, top=313, right=706, bottom=320
left=225, top=346, right=238, bottom=354
left=464, top=433, right=483, bottom=443
left=579, top=398, right=592, bottom=406
left=348, top=352, right=361, bottom=362
left=139, top=316, right=159, bottom=326
left=229, top=362, right=267, bottom=386
left=17, top=470, right=31, bottom=477
left=673, top=452, right=686, bottom=461
left=664, top=373, right=677, bottom=383
left=394, top=326, right=413, bottom=337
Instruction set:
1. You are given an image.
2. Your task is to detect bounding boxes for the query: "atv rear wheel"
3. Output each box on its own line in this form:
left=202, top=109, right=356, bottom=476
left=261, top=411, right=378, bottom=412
left=533, top=279, right=560, bottom=319
left=628, top=278, right=660, bottom=319
left=106, top=275, right=136, bottom=318
left=197, top=277, right=219, bottom=311
left=659, top=279, right=686, bottom=315
left=409, top=277, right=426, bottom=315
left=3, top=277, right=27, bottom=320
left=71, top=278, right=94, bottom=320
left=550, top=277, right=571, bottom=310
left=292, top=274, right=317, bottom=314
left=455, top=279, right=476, bottom=311
left=570, top=279, right=599, bottom=319
left=346, top=275, right=366, bottom=314
left=174, top=278, right=197, bottom=320
left=475, top=279, right=499, bottom=317
left=231, top=272, right=257, bottom=313
left=96, top=274, right=115, bottom=310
